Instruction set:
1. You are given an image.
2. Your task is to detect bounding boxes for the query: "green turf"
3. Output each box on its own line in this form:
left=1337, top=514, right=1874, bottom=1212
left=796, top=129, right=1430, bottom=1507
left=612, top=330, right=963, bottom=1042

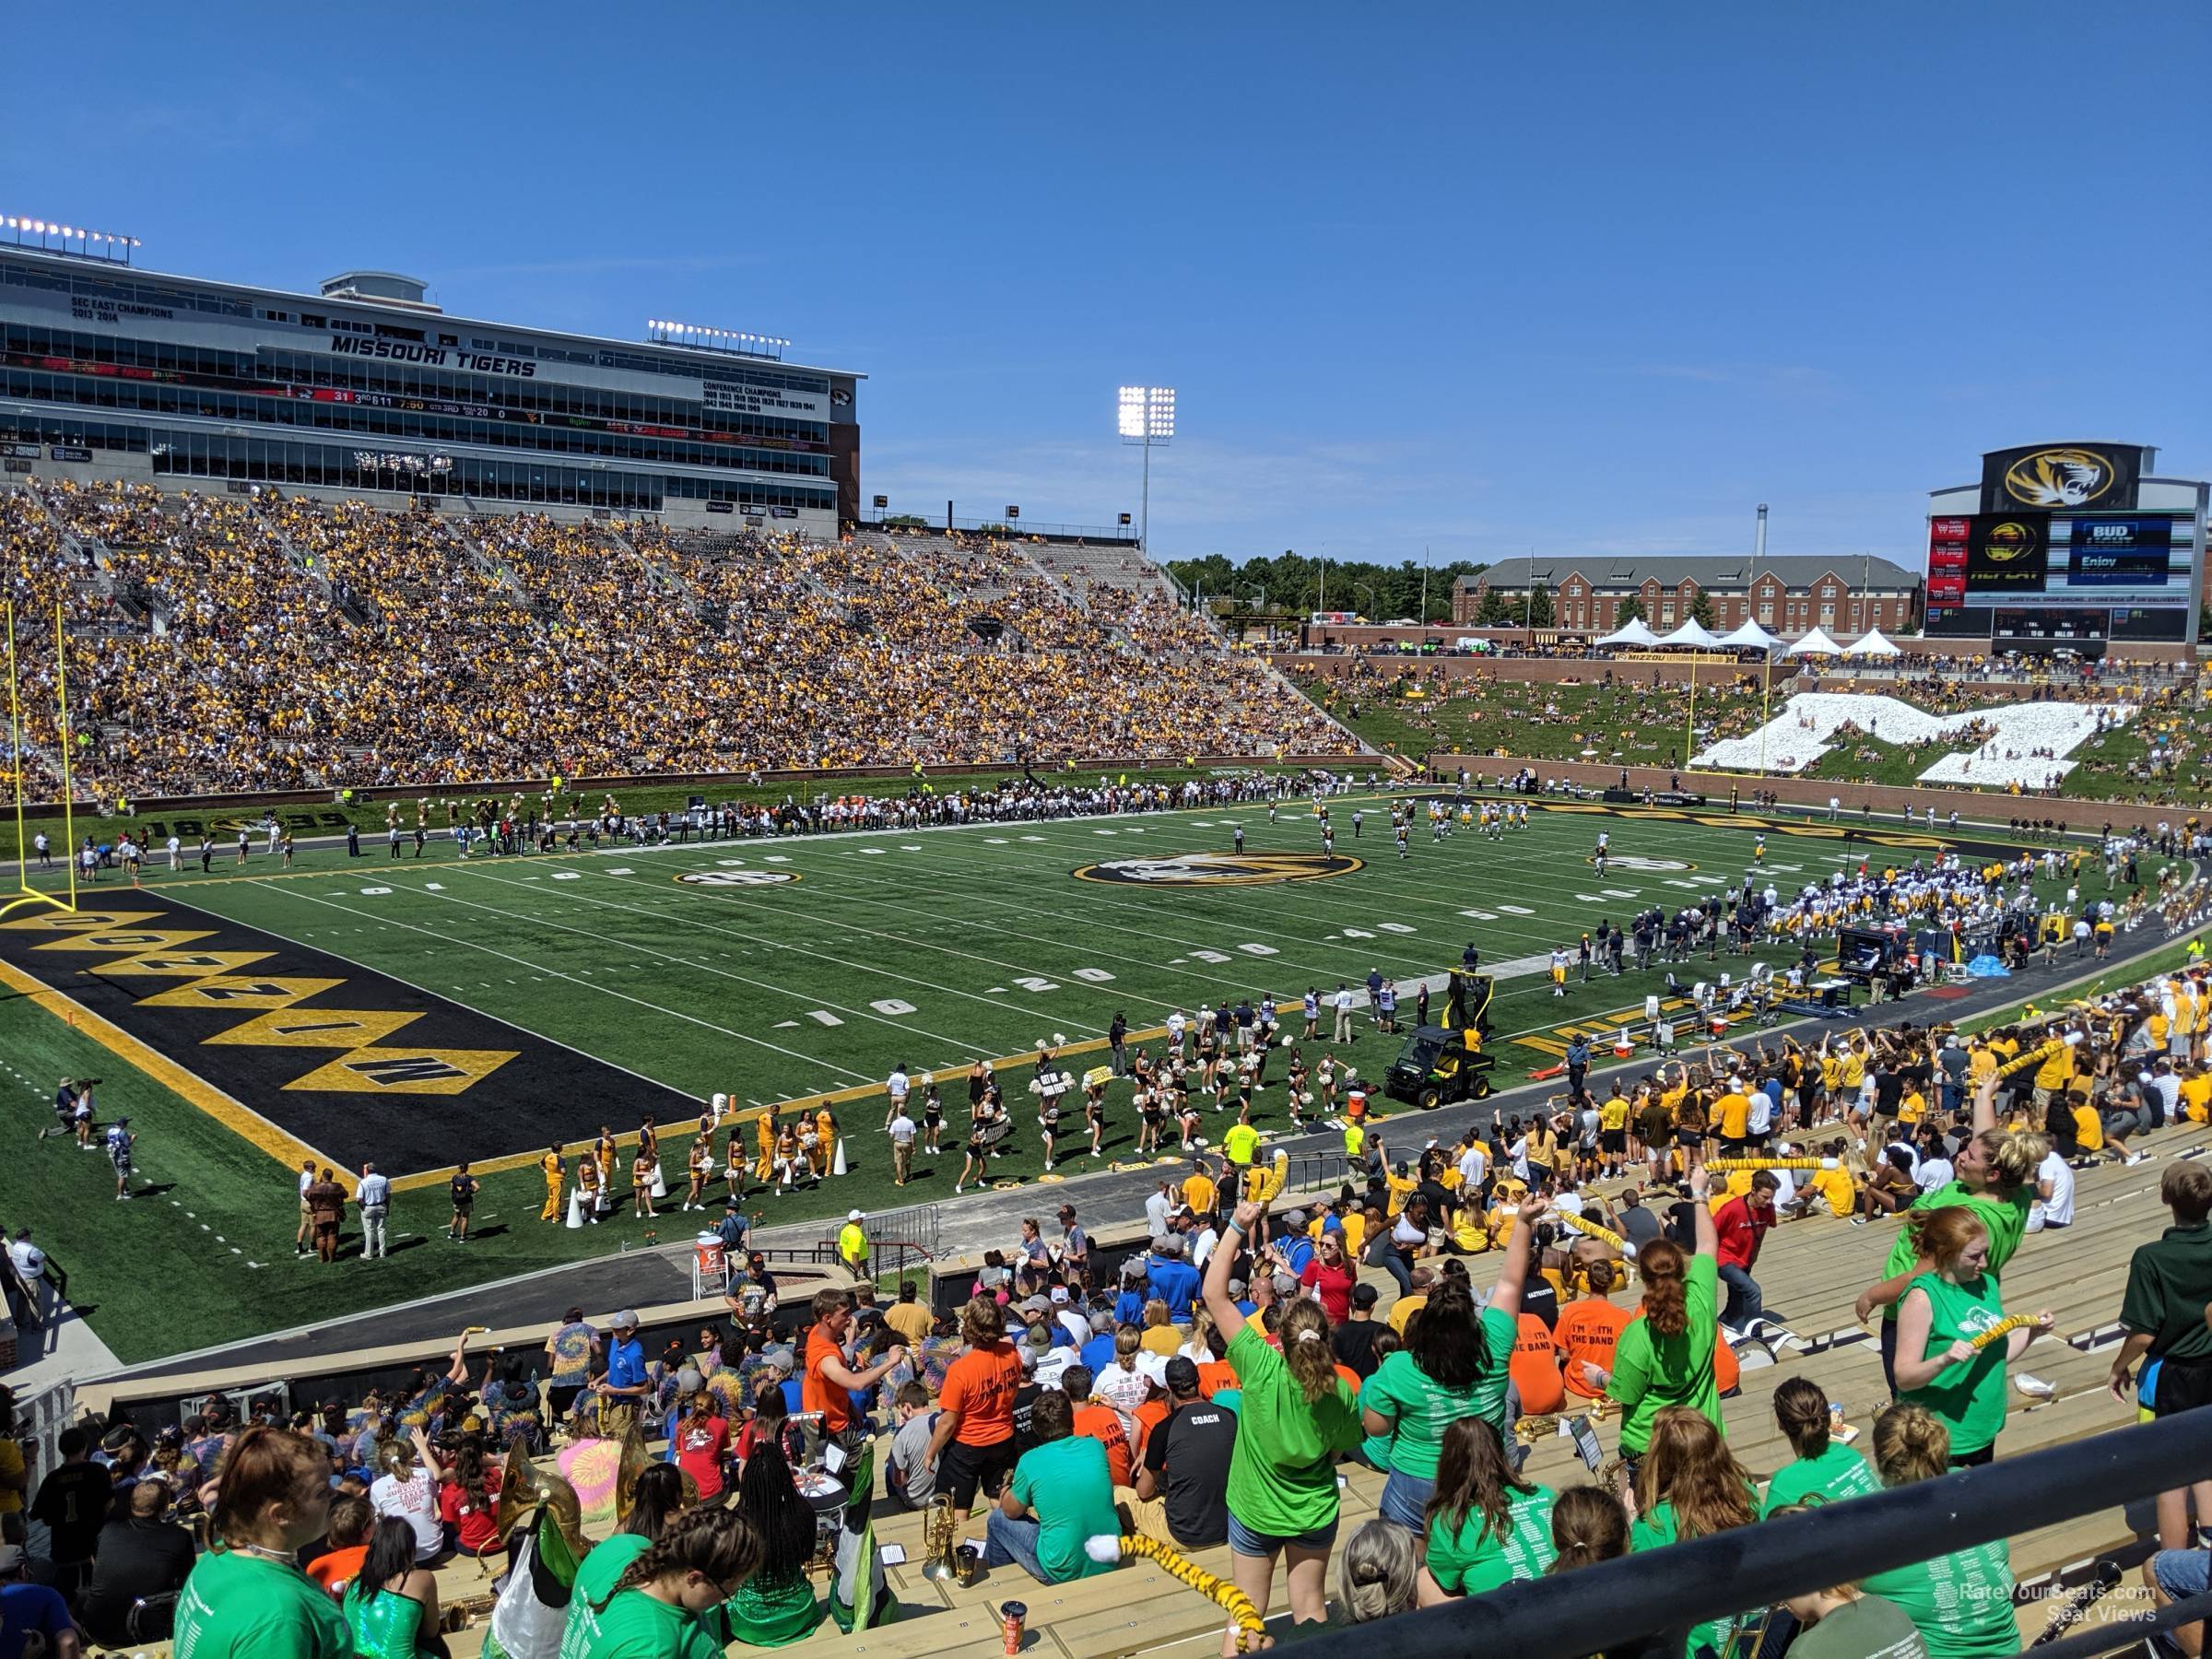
left=58, top=797, right=1931, bottom=1105
left=0, top=793, right=2152, bottom=1364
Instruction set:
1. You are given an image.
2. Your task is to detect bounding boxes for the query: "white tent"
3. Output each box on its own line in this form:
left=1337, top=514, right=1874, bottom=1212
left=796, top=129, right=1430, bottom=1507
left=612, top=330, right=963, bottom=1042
left=1594, top=618, right=1659, bottom=648
left=1653, top=618, right=1723, bottom=650
left=1785, top=626, right=1844, bottom=658
left=1848, top=628, right=1901, bottom=657
left=1715, top=618, right=1781, bottom=653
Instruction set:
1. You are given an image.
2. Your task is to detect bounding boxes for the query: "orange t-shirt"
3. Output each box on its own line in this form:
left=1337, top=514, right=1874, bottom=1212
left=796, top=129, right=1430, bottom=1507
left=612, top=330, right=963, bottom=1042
left=306, top=1544, right=369, bottom=1594
left=1197, top=1359, right=1238, bottom=1399
left=1131, top=1394, right=1172, bottom=1461
left=1510, top=1312, right=1567, bottom=1416
left=1073, top=1403, right=1133, bottom=1487
left=939, top=1342, right=1022, bottom=1447
left=803, top=1327, right=854, bottom=1433
left=1554, top=1300, right=1630, bottom=1400
left=1714, top=1328, right=1741, bottom=1396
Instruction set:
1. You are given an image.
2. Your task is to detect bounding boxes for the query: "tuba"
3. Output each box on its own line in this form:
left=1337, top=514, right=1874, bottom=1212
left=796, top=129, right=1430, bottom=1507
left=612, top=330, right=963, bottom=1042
left=918, top=1493, right=959, bottom=1583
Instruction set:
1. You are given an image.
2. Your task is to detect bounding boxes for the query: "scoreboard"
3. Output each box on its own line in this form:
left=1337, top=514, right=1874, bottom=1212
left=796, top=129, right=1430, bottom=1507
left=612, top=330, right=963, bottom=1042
left=1924, top=443, right=2208, bottom=648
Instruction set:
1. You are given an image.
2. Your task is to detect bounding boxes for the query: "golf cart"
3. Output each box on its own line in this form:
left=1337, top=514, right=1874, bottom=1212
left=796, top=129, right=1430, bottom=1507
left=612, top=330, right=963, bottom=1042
left=1383, top=970, right=1497, bottom=1110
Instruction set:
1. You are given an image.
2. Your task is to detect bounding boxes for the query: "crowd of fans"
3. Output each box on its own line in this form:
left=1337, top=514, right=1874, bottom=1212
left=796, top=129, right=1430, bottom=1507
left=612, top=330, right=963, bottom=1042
left=0, top=481, right=1353, bottom=801
left=1307, top=653, right=2212, bottom=806
left=0, top=959, right=2178, bottom=1656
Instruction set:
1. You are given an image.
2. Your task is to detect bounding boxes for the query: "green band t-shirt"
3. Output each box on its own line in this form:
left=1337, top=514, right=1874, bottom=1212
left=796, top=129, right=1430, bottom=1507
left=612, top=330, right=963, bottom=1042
left=1862, top=1539, right=2016, bottom=1659
left=1761, top=1441, right=1881, bottom=1517
left=173, top=1548, right=351, bottom=1659
left=1426, top=1484, right=1557, bottom=1595
left=1223, top=1324, right=1363, bottom=1536
left=1607, top=1253, right=1721, bottom=1454
left=1900, top=1272, right=2008, bottom=1458
left=1357, top=1304, right=1515, bottom=1478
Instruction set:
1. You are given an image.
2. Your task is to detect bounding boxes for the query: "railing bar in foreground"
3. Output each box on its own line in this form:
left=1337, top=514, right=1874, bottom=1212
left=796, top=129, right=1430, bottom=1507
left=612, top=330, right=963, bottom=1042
left=1290, top=1410, right=2212, bottom=1659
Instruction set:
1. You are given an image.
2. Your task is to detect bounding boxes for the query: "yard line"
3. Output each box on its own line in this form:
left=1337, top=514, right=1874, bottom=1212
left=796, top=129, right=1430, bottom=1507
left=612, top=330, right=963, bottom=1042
left=637, top=818, right=1550, bottom=968
left=588, top=864, right=1410, bottom=991
left=266, top=885, right=870, bottom=1082
left=404, top=867, right=1067, bottom=1046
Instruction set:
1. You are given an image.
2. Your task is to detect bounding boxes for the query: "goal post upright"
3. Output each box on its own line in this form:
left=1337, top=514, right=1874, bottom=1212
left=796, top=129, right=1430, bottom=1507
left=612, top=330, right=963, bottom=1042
left=0, top=598, right=78, bottom=921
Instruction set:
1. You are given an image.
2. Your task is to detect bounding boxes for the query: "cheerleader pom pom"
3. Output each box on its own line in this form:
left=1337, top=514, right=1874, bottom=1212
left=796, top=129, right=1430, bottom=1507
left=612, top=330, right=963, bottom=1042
left=1053, top=1032, right=1068, bottom=1046
left=1086, top=1535, right=1124, bottom=1565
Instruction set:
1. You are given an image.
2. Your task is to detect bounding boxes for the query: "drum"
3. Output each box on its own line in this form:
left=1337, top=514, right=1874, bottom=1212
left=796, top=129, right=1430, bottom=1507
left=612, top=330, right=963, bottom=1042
left=795, top=1468, right=848, bottom=1566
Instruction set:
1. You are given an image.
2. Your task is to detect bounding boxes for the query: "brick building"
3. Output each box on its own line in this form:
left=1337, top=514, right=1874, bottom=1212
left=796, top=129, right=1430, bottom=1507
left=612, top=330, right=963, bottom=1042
left=1453, top=554, right=1922, bottom=639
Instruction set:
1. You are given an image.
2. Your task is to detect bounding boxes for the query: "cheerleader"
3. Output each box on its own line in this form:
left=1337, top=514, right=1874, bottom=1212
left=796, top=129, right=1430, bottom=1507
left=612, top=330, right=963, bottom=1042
left=771, top=1124, right=802, bottom=1194
left=1084, top=1081, right=1107, bottom=1158
left=1317, top=1053, right=1339, bottom=1116
left=1176, top=1087, right=1204, bottom=1152
left=683, top=1135, right=712, bottom=1210
left=1040, top=1094, right=1061, bottom=1172
left=954, top=1110, right=990, bottom=1196
left=1136, top=1085, right=1165, bottom=1154
left=794, top=1120, right=823, bottom=1188
left=921, top=1082, right=945, bottom=1157
left=575, top=1153, right=601, bottom=1223
left=594, top=1125, right=618, bottom=1208
left=630, top=1147, right=658, bottom=1218
left=638, top=1113, right=662, bottom=1198
left=720, top=1126, right=747, bottom=1204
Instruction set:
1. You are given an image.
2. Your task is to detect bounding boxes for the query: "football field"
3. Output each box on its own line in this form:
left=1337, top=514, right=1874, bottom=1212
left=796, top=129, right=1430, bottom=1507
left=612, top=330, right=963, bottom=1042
left=10, top=794, right=2040, bottom=1173
left=0, top=793, right=2139, bottom=1361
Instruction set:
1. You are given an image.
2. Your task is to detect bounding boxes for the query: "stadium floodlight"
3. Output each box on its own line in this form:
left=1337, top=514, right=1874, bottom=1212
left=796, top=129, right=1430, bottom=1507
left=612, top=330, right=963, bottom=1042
left=1, top=215, right=139, bottom=263
left=1117, top=386, right=1175, bottom=554
left=645, top=318, right=790, bottom=358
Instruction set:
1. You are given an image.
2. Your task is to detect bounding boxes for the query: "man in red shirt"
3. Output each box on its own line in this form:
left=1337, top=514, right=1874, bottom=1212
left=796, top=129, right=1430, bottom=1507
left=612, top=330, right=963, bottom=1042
left=1712, top=1172, right=1778, bottom=1335
left=802, top=1287, right=907, bottom=1517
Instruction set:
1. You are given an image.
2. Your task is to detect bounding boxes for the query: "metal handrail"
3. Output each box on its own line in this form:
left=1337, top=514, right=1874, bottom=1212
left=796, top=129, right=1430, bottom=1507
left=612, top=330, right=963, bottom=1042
left=1292, top=1408, right=2212, bottom=1659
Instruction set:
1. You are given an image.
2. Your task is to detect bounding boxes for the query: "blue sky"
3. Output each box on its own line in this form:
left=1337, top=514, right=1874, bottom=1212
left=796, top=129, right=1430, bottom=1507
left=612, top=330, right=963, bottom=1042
left=6, top=3, right=2206, bottom=568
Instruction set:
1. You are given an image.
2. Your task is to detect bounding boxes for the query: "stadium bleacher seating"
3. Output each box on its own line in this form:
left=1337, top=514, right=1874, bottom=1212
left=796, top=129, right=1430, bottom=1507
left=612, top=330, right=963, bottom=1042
left=0, top=482, right=1356, bottom=801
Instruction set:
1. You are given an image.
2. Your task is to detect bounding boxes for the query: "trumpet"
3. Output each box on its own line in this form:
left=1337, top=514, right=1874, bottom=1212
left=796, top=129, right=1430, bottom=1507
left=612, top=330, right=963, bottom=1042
left=919, top=1493, right=959, bottom=1583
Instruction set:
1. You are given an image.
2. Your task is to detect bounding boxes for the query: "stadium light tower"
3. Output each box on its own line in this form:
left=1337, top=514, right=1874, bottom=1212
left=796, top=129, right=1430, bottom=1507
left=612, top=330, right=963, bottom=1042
left=1118, top=386, right=1175, bottom=555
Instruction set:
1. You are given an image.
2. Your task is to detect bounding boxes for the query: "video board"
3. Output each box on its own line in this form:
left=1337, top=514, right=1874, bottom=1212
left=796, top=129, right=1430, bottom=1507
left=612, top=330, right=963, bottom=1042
left=1926, top=509, right=2194, bottom=613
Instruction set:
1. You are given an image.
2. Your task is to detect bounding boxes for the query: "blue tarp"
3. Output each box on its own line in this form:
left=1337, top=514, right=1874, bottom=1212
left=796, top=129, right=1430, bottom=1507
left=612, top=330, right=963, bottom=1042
left=1965, top=955, right=2010, bottom=978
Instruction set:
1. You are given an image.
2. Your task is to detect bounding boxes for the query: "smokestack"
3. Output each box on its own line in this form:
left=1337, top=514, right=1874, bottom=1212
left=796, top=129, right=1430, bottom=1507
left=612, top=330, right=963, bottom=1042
left=1755, top=502, right=1769, bottom=564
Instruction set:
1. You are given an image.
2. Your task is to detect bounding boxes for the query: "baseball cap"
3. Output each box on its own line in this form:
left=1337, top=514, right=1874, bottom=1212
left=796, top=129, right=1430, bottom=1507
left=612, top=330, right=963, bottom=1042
left=1281, top=1209, right=1306, bottom=1230
left=610, top=1309, right=639, bottom=1331
left=848, top=1208, right=864, bottom=1222
left=1352, top=1284, right=1380, bottom=1309
left=1026, top=1324, right=1053, bottom=1347
left=1163, top=1356, right=1201, bottom=1394
left=760, top=1346, right=795, bottom=1371
left=1050, top=1286, right=1070, bottom=1304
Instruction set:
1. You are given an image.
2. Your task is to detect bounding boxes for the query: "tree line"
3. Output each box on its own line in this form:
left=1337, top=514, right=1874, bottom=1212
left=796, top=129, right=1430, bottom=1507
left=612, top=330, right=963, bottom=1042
left=1162, top=551, right=1489, bottom=622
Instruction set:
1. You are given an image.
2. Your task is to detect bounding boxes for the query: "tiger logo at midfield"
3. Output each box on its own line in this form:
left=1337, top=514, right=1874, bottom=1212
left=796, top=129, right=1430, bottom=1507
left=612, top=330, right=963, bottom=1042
left=1072, top=852, right=1362, bottom=886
